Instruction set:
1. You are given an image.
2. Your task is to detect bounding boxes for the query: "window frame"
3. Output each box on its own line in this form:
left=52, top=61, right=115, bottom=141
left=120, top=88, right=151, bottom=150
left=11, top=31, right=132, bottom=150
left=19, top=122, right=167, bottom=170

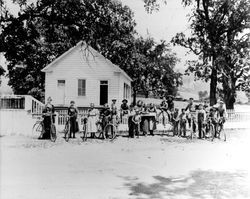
left=78, top=79, right=86, bottom=97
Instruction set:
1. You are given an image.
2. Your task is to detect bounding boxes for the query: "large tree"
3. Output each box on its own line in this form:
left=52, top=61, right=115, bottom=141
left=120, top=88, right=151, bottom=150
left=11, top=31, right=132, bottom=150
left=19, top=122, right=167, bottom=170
left=145, top=0, right=250, bottom=109
left=172, top=0, right=250, bottom=109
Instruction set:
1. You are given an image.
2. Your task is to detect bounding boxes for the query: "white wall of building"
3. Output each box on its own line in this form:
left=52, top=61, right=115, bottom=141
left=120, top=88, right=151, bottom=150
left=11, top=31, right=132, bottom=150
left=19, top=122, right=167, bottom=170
left=44, top=44, right=131, bottom=107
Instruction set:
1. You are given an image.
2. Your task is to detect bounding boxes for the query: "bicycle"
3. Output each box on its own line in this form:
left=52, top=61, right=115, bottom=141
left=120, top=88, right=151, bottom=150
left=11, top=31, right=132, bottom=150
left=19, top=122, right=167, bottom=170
left=216, top=118, right=226, bottom=141
left=32, top=116, right=44, bottom=138
left=33, top=113, right=56, bottom=142
left=204, top=117, right=215, bottom=141
left=103, top=121, right=117, bottom=140
left=63, top=117, right=71, bottom=142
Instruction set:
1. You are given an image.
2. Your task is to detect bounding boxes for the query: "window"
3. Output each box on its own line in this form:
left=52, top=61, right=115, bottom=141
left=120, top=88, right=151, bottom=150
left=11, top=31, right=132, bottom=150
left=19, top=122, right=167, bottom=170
left=78, top=79, right=86, bottom=96
left=123, top=83, right=130, bottom=99
left=57, top=80, right=65, bottom=87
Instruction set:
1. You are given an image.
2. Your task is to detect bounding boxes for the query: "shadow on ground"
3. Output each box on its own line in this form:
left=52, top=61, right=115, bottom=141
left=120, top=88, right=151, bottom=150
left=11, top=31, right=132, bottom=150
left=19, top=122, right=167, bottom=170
left=122, top=170, right=249, bottom=199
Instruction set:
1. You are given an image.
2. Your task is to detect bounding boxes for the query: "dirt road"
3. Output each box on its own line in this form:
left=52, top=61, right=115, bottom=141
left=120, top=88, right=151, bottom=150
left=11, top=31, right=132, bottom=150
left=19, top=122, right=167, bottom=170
left=1, top=130, right=250, bottom=199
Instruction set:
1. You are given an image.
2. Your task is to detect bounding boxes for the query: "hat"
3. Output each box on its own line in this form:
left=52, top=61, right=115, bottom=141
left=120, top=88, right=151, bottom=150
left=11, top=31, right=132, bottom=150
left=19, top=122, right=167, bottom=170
left=70, top=100, right=75, bottom=104
left=47, top=97, right=52, bottom=102
left=122, top=99, right=128, bottom=103
left=167, top=95, right=174, bottom=99
left=219, top=100, right=224, bottom=104
left=112, top=99, right=117, bottom=101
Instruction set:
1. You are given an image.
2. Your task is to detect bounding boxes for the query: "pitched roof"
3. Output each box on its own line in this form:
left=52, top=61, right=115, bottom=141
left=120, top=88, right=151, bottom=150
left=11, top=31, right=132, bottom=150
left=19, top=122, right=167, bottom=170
left=41, top=41, right=132, bottom=81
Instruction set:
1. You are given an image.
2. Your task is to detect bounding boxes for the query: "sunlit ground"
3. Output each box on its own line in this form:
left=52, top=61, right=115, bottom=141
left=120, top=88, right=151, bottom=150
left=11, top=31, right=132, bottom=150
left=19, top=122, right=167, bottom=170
left=0, top=129, right=249, bottom=199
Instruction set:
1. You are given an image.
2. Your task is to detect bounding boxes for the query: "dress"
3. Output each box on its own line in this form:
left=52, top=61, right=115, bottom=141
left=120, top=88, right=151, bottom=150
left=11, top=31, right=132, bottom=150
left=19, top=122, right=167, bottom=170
left=68, top=106, right=78, bottom=137
left=87, top=108, right=99, bottom=133
left=42, top=103, right=55, bottom=139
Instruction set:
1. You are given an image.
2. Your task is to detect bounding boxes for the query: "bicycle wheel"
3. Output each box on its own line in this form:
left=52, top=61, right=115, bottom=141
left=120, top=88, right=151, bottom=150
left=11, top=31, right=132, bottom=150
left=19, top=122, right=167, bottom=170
left=64, top=122, right=70, bottom=142
left=33, top=121, right=44, bottom=138
left=50, top=124, right=57, bottom=142
left=209, top=124, right=215, bottom=141
left=104, top=124, right=116, bottom=140
left=217, top=124, right=226, bottom=141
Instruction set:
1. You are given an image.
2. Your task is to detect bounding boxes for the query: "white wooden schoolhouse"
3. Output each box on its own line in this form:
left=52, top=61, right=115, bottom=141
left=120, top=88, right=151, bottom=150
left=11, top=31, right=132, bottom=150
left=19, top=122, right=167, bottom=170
left=42, top=41, right=132, bottom=107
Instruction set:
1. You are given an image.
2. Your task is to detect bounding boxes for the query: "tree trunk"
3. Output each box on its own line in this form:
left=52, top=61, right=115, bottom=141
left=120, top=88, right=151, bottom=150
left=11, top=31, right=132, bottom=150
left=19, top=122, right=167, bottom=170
left=133, top=88, right=137, bottom=106
left=223, top=80, right=236, bottom=110
left=209, top=67, right=217, bottom=106
left=221, top=74, right=236, bottom=110
left=225, top=95, right=235, bottom=109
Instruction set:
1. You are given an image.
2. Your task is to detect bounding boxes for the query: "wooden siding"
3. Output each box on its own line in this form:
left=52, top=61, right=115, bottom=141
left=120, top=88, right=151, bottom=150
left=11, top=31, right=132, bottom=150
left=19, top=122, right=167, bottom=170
left=45, top=44, right=131, bottom=107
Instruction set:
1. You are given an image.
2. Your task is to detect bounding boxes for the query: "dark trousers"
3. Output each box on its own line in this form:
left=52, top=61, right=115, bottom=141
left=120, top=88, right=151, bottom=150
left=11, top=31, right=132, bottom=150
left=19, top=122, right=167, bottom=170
left=173, top=121, right=179, bottom=136
left=188, top=118, right=196, bottom=132
left=134, top=123, right=140, bottom=137
left=198, top=120, right=204, bottom=138
left=128, top=116, right=134, bottom=137
left=69, top=117, right=77, bottom=138
left=43, top=116, right=52, bottom=139
left=180, top=121, right=186, bottom=137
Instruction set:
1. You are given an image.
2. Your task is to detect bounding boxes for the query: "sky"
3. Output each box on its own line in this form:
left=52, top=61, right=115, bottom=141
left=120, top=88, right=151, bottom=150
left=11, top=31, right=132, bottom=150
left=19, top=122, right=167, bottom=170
left=121, top=0, right=196, bottom=72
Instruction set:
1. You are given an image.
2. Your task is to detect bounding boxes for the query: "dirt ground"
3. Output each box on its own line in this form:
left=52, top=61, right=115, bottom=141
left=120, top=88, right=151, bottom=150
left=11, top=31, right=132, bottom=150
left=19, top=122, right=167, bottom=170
left=1, top=129, right=250, bottom=199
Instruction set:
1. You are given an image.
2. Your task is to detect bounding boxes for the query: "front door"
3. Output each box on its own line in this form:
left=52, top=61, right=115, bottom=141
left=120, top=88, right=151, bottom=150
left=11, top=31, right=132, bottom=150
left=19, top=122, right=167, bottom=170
left=57, top=80, right=66, bottom=105
left=100, top=80, right=108, bottom=105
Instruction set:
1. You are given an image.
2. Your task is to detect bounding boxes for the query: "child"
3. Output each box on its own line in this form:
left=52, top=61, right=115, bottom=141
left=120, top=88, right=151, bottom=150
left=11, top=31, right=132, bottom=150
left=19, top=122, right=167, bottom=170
left=172, top=108, right=179, bottom=136
left=159, top=97, right=168, bottom=127
left=67, top=100, right=78, bottom=139
left=111, top=99, right=118, bottom=114
left=111, top=108, right=119, bottom=129
left=197, top=104, right=206, bottom=139
left=120, top=99, right=129, bottom=120
left=87, top=103, right=99, bottom=138
left=132, top=109, right=141, bottom=138
left=179, top=108, right=187, bottom=137
left=128, top=105, right=135, bottom=138
left=209, top=107, right=219, bottom=137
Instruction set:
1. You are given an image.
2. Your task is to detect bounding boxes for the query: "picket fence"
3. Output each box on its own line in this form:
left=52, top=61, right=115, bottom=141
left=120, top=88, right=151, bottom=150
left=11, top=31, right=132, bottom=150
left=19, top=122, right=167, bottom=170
left=55, top=108, right=250, bottom=132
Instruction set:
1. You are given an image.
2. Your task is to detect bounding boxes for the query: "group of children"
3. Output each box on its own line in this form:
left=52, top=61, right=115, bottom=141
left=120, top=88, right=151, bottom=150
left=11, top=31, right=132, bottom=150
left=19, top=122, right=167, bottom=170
left=40, top=96, right=227, bottom=140
left=172, top=98, right=227, bottom=139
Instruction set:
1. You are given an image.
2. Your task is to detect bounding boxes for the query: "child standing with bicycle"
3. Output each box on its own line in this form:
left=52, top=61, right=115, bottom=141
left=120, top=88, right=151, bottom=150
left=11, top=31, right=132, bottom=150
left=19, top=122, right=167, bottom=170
left=40, top=97, right=55, bottom=140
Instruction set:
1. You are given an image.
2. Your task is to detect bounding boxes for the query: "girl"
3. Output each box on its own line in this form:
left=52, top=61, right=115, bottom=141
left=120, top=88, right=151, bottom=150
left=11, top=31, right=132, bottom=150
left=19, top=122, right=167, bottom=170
left=40, top=97, right=55, bottom=139
left=87, top=103, right=99, bottom=138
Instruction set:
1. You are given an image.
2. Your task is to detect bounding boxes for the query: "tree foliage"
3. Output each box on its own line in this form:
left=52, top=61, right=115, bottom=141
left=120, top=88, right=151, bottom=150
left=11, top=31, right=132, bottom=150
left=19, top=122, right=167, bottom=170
left=0, top=0, right=136, bottom=101
left=144, top=0, right=250, bottom=109
left=0, top=0, right=181, bottom=102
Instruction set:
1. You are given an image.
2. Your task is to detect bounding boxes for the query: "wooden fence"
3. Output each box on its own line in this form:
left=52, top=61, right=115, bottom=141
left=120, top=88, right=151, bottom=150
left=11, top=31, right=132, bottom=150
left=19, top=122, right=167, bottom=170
left=55, top=108, right=250, bottom=130
left=226, top=109, right=250, bottom=123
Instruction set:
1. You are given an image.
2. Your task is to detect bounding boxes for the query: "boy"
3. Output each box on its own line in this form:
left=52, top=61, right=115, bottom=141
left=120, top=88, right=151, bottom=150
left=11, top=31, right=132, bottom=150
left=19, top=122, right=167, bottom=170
left=68, top=100, right=78, bottom=139
left=111, top=99, right=118, bottom=114
left=197, top=104, right=206, bottom=139
left=179, top=108, right=187, bottom=137
left=185, top=97, right=197, bottom=132
left=159, top=97, right=168, bottom=127
left=172, top=108, right=179, bottom=136
left=209, top=107, right=219, bottom=136
left=132, top=109, right=141, bottom=138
